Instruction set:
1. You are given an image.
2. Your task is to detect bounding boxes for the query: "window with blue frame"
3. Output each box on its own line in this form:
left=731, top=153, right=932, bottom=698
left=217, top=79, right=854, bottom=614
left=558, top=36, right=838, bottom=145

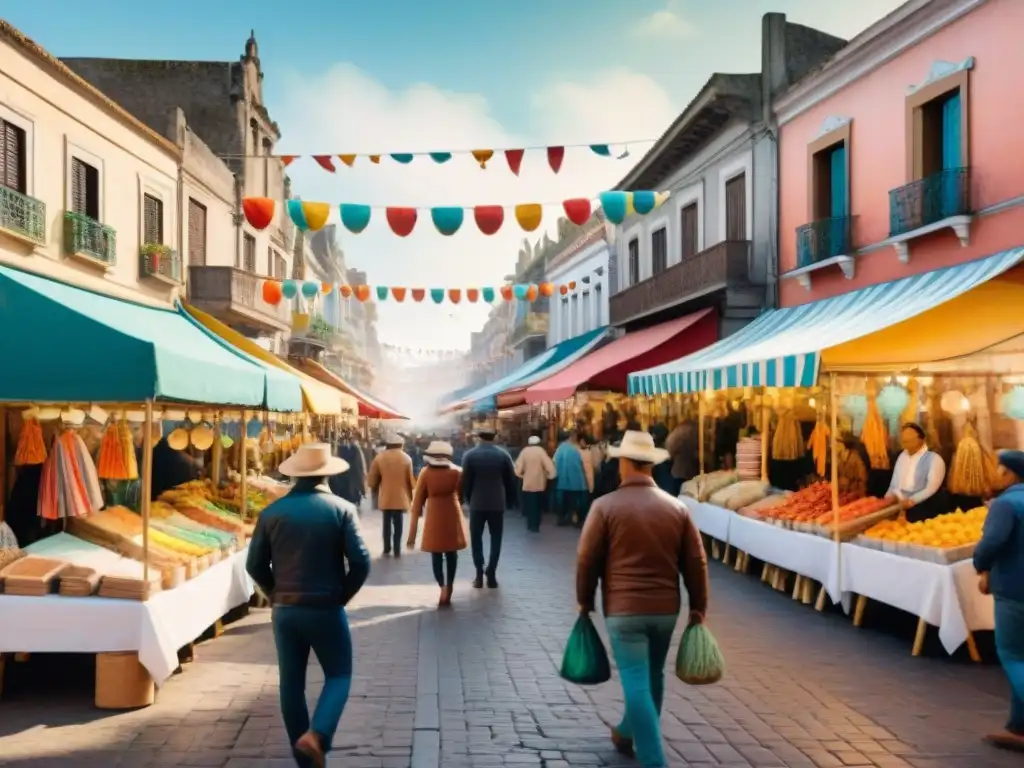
left=800, top=139, right=850, bottom=267
left=916, top=87, right=967, bottom=223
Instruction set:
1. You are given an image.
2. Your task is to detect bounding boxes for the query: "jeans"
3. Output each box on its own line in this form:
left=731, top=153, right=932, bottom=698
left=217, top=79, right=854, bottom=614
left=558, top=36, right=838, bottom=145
left=522, top=491, right=545, bottom=532
left=605, top=614, right=679, bottom=768
left=271, top=606, right=353, bottom=766
left=382, top=510, right=403, bottom=554
left=431, top=551, right=458, bottom=587
left=469, top=509, right=504, bottom=573
left=555, top=490, right=589, bottom=526
left=995, top=597, right=1024, bottom=733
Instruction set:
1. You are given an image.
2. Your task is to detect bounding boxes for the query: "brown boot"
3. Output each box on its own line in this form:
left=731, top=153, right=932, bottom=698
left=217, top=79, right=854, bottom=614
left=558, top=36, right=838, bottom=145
left=294, top=731, right=325, bottom=767
left=437, top=586, right=448, bottom=607
left=610, top=726, right=635, bottom=757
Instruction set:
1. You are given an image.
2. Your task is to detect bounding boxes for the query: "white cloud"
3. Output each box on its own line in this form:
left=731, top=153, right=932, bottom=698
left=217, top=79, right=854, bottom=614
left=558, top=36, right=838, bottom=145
left=273, top=63, right=678, bottom=351
left=631, top=5, right=695, bottom=41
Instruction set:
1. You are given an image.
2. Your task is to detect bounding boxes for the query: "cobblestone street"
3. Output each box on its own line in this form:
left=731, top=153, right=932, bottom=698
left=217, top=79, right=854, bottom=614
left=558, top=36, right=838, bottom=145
left=0, top=507, right=1019, bottom=767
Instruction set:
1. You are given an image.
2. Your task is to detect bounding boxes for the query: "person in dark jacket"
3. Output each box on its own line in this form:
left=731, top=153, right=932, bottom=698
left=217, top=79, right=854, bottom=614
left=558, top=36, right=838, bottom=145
left=975, top=450, right=1024, bottom=753
left=460, top=428, right=517, bottom=588
left=247, top=443, right=371, bottom=768
left=330, top=434, right=367, bottom=508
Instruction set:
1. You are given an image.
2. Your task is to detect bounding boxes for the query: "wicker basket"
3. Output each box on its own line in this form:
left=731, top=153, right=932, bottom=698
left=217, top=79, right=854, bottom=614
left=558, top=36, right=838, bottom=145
left=95, top=652, right=155, bottom=709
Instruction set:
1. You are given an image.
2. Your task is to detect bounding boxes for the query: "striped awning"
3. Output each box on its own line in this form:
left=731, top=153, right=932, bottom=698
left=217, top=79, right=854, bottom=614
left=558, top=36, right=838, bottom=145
left=628, top=247, right=1024, bottom=395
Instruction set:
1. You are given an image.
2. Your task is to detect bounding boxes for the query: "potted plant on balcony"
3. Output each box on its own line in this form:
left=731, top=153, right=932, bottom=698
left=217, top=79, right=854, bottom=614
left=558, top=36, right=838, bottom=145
left=141, top=243, right=175, bottom=277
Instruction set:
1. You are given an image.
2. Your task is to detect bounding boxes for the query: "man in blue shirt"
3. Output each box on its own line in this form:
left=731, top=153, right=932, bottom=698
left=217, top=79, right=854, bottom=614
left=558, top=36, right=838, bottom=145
left=247, top=443, right=371, bottom=768
left=554, top=430, right=590, bottom=527
left=975, top=449, right=1024, bottom=754
left=461, top=428, right=517, bottom=588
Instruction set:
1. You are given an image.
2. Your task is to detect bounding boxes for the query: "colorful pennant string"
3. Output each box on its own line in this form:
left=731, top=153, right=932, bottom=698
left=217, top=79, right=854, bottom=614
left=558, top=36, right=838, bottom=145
left=246, top=191, right=670, bottom=237
left=259, top=279, right=595, bottom=307
left=222, top=140, right=654, bottom=175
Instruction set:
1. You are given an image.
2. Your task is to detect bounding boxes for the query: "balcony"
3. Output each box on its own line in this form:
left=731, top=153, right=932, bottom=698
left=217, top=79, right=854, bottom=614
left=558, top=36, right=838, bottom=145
left=509, top=311, right=549, bottom=347
left=139, top=244, right=182, bottom=286
left=610, top=240, right=751, bottom=327
left=187, top=266, right=290, bottom=335
left=786, top=216, right=855, bottom=290
left=887, top=167, right=971, bottom=262
left=0, top=186, right=46, bottom=246
left=64, top=211, right=116, bottom=269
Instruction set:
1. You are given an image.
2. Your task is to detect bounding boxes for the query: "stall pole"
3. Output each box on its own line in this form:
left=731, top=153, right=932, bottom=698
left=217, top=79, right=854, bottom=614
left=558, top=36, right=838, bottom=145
left=760, top=392, right=770, bottom=483
left=0, top=406, right=6, bottom=522
left=141, top=400, right=154, bottom=594
left=698, top=393, right=717, bottom=559
left=211, top=412, right=223, bottom=485
left=823, top=373, right=841, bottom=612
left=239, top=410, right=249, bottom=520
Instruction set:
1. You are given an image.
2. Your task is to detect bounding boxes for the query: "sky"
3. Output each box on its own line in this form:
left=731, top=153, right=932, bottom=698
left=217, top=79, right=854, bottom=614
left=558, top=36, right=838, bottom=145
left=6, top=0, right=906, bottom=351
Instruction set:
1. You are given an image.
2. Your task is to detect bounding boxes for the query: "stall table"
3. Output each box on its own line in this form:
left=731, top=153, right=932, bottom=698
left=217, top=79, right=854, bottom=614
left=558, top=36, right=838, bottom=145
left=0, top=547, right=253, bottom=701
left=830, top=542, right=992, bottom=658
left=684, top=500, right=734, bottom=559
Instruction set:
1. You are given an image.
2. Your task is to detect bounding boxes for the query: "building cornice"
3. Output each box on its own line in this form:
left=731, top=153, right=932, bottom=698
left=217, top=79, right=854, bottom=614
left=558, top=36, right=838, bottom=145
left=775, top=0, right=988, bottom=125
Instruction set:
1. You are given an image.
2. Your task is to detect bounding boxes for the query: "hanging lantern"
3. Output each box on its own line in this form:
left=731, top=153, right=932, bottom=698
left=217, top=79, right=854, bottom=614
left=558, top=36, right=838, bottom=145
left=392, top=287, right=407, bottom=302
left=300, top=281, right=319, bottom=299
left=261, top=280, right=283, bottom=306
left=481, top=287, right=496, bottom=303
left=354, top=285, right=371, bottom=302
left=340, top=284, right=353, bottom=298
left=559, top=284, right=569, bottom=296
left=877, top=384, right=910, bottom=421
left=466, top=288, right=480, bottom=303
left=242, top=197, right=275, bottom=230
left=526, top=284, right=539, bottom=301
left=513, top=284, right=529, bottom=301
left=448, top=289, right=461, bottom=304
left=411, top=288, right=426, bottom=303
left=500, top=285, right=513, bottom=301
left=940, top=389, right=968, bottom=414
left=1002, top=386, right=1024, bottom=420
left=281, top=280, right=298, bottom=299
left=539, top=282, right=555, bottom=297
left=376, top=286, right=389, bottom=301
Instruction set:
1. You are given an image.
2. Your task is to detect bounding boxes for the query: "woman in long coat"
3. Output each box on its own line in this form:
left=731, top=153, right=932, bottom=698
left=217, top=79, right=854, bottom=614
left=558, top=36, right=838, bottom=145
left=407, top=441, right=467, bottom=606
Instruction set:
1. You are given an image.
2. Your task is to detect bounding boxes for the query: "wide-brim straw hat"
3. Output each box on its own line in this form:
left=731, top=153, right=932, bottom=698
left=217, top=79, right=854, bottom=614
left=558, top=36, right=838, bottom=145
left=167, top=428, right=190, bottom=451
left=190, top=424, right=215, bottom=451
left=424, top=440, right=453, bottom=466
left=607, top=430, right=670, bottom=465
left=528, top=436, right=541, bottom=446
left=384, top=432, right=405, bottom=446
left=278, top=443, right=350, bottom=477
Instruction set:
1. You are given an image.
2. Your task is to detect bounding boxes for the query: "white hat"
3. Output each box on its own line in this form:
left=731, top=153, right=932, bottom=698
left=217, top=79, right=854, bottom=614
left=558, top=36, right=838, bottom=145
left=424, top=440, right=453, bottom=466
left=384, top=433, right=404, bottom=446
left=278, top=443, right=350, bottom=477
left=528, top=436, right=541, bottom=446
left=607, top=430, right=670, bottom=465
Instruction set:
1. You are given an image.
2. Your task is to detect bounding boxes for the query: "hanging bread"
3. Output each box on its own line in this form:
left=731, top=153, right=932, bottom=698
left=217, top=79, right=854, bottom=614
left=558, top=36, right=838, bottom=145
left=862, top=382, right=890, bottom=470
left=948, top=423, right=989, bottom=497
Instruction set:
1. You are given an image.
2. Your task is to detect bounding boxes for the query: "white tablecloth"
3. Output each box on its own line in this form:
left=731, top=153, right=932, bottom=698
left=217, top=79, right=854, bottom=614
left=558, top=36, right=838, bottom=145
left=728, top=514, right=840, bottom=599
left=684, top=501, right=733, bottom=542
left=0, top=547, right=252, bottom=685
left=830, top=543, right=994, bottom=655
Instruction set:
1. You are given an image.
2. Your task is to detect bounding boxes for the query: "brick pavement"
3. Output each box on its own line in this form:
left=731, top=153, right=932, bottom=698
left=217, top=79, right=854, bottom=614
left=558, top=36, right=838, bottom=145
left=0, top=506, right=1020, bottom=767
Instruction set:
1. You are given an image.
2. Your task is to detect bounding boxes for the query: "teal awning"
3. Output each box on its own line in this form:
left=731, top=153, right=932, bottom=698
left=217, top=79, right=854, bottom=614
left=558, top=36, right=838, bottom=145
left=449, top=327, right=609, bottom=413
left=0, top=266, right=303, bottom=410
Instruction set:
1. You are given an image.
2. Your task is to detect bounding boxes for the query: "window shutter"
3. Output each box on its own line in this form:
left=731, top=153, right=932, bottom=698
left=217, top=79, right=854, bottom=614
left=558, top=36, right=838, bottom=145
left=71, top=158, right=87, bottom=215
left=680, top=203, right=698, bottom=260
left=188, top=199, right=207, bottom=265
left=0, top=120, right=25, bottom=192
left=243, top=234, right=256, bottom=272
left=143, top=193, right=163, bottom=244
left=725, top=174, right=746, bottom=241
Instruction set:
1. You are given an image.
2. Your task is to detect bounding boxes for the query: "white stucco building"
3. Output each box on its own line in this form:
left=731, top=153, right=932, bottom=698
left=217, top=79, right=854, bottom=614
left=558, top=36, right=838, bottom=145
left=544, top=213, right=615, bottom=347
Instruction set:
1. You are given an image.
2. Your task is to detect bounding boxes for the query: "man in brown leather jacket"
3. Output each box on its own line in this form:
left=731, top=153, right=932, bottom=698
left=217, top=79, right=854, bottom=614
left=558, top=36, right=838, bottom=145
left=576, top=430, right=709, bottom=768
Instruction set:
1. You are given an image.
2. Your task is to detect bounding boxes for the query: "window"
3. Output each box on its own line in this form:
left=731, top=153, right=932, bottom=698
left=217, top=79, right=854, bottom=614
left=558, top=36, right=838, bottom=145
left=725, top=174, right=746, bottom=241
left=71, top=157, right=100, bottom=220
left=627, top=237, right=640, bottom=286
left=561, top=298, right=569, bottom=342
left=571, top=294, right=579, bottom=337
left=651, top=227, right=667, bottom=275
left=243, top=233, right=256, bottom=272
left=680, top=202, right=698, bottom=260
left=188, top=198, right=207, bottom=265
left=0, top=119, right=26, bottom=193
left=274, top=254, right=286, bottom=279
left=594, top=283, right=602, bottom=326
left=143, top=193, right=163, bottom=244
left=581, top=291, right=591, bottom=332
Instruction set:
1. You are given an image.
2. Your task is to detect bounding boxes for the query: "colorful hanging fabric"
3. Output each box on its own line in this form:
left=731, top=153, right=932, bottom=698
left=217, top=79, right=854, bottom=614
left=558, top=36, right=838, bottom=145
left=340, top=204, right=372, bottom=233
left=313, top=155, right=337, bottom=172
left=539, top=282, right=555, bottom=297
left=376, top=286, right=389, bottom=301
left=526, top=284, right=539, bottom=301
left=514, top=204, right=542, bottom=232
left=547, top=146, right=565, bottom=173
left=430, top=152, right=452, bottom=164
left=321, top=282, right=332, bottom=295
left=499, top=285, right=513, bottom=301
left=431, top=207, right=464, bottom=236
left=38, top=430, right=103, bottom=520
left=474, top=206, right=504, bottom=235
left=339, top=154, right=357, bottom=167
left=448, top=289, right=461, bottom=304
left=481, top=287, right=495, bottom=303
left=340, top=284, right=353, bottom=298
left=280, top=155, right=297, bottom=166
left=430, top=288, right=445, bottom=304
left=287, top=200, right=330, bottom=232
left=355, top=285, right=371, bottom=302
left=590, top=144, right=611, bottom=157
left=466, top=288, right=480, bottom=303
left=386, top=207, right=417, bottom=237
left=301, top=281, right=319, bottom=298
left=505, top=149, right=524, bottom=176
left=391, top=153, right=414, bottom=164
left=281, top=280, right=298, bottom=299
left=559, top=285, right=569, bottom=295
left=513, top=284, right=529, bottom=301
left=471, top=149, right=494, bottom=168
left=412, top=288, right=426, bottom=303
left=15, top=418, right=46, bottom=465
left=632, top=190, right=657, bottom=215
left=243, top=197, right=275, bottom=230
left=599, top=191, right=630, bottom=224
left=391, top=287, right=407, bottom=302
left=563, top=198, right=591, bottom=226
left=369, top=155, right=381, bottom=164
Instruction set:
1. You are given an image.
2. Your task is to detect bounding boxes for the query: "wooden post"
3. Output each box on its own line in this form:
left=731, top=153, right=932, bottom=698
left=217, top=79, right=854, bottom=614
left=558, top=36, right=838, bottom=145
left=211, top=412, right=223, bottom=486
left=853, top=595, right=868, bottom=626
left=830, top=372, right=841, bottom=606
left=697, top=393, right=705, bottom=499
left=141, top=400, right=154, bottom=595
left=911, top=618, right=928, bottom=656
left=239, top=410, right=249, bottom=520
left=0, top=407, right=6, bottom=522
left=760, top=394, right=770, bottom=483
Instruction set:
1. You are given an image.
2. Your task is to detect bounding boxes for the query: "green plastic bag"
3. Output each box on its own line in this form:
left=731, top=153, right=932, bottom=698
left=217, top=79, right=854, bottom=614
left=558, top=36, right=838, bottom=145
left=560, top=614, right=612, bottom=685
left=675, top=623, right=725, bottom=685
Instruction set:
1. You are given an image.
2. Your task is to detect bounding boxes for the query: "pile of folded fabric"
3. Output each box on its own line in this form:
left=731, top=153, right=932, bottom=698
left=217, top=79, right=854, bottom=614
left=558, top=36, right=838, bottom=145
left=0, top=554, right=68, bottom=596
left=58, top=565, right=101, bottom=596
left=99, top=573, right=159, bottom=601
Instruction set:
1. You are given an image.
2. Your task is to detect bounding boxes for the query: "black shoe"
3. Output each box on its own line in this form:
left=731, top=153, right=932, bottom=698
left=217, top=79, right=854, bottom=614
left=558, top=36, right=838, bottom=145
left=472, top=571, right=484, bottom=589
left=394, top=550, right=401, bottom=558
left=486, top=571, right=498, bottom=589
left=382, top=550, right=391, bottom=557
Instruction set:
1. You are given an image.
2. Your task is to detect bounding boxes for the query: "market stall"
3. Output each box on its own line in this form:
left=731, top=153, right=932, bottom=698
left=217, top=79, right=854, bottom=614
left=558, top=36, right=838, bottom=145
left=0, top=265, right=305, bottom=707
left=625, top=247, right=1024, bottom=657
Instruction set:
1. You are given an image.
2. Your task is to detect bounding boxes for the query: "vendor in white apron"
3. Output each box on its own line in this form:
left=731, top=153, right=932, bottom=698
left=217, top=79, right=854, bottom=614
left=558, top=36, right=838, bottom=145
left=884, top=422, right=949, bottom=523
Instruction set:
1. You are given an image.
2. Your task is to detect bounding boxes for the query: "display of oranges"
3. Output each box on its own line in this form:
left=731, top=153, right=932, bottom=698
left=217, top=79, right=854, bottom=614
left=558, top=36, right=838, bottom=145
left=862, top=506, right=986, bottom=549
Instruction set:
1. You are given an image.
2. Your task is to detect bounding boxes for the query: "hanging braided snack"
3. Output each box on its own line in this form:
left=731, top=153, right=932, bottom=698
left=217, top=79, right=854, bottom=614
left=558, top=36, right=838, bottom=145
left=862, top=380, right=890, bottom=470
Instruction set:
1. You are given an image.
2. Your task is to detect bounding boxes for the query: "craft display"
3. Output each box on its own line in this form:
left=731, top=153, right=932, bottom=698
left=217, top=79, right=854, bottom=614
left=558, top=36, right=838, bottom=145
left=0, top=555, right=68, bottom=596
left=37, top=430, right=104, bottom=520
left=807, top=420, right=829, bottom=476
left=14, top=418, right=46, bottom=465
left=771, top=409, right=804, bottom=461
left=242, top=189, right=670, bottom=236
left=735, top=437, right=761, bottom=480
left=947, top=423, right=998, bottom=497
left=96, top=419, right=139, bottom=480
left=861, top=384, right=890, bottom=470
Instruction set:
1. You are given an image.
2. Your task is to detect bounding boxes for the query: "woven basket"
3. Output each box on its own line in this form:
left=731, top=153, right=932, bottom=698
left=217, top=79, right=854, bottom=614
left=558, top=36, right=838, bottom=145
left=95, top=652, right=155, bottom=709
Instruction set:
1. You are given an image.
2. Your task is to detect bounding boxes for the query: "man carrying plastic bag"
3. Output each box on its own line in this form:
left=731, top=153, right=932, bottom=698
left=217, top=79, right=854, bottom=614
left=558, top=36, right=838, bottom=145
left=574, top=430, right=713, bottom=768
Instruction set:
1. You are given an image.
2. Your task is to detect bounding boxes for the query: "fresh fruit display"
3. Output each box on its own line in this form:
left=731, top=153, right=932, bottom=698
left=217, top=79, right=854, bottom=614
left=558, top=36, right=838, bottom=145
left=14, top=418, right=46, bottom=466
left=807, top=420, right=829, bottom=476
left=815, top=496, right=892, bottom=525
left=760, top=482, right=859, bottom=525
left=772, top=409, right=804, bottom=461
left=862, top=506, right=986, bottom=548
left=948, top=424, right=997, bottom=498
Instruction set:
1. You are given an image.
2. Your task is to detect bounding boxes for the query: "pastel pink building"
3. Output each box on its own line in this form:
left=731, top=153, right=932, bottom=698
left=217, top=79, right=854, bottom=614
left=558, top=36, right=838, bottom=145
left=775, top=0, right=1024, bottom=307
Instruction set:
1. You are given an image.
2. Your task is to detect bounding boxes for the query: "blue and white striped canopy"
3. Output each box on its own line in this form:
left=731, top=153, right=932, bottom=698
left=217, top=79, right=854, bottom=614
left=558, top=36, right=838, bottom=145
left=628, top=247, right=1024, bottom=396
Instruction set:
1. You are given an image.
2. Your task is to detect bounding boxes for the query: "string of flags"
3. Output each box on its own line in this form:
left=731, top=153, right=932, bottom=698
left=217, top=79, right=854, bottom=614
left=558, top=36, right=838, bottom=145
left=381, top=344, right=466, bottom=360
left=222, top=139, right=654, bottom=175
left=260, top=280, right=593, bottom=307
left=242, top=190, right=670, bottom=237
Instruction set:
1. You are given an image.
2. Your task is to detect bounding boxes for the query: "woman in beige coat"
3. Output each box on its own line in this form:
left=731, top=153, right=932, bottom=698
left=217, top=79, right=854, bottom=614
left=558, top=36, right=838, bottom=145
left=515, top=436, right=556, bottom=532
left=408, top=441, right=467, bottom=606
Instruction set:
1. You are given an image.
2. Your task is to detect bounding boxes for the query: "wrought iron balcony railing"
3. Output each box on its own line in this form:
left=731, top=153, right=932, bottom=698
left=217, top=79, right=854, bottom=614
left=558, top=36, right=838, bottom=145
left=0, top=186, right=46, bottom=244
left=64, top=211, right=116, bottom=266
left=795, top=216, right=853, bottom=268
left=889, top=167, right=970, bottom=238
left=187, top=265, right=290, bottom=334
left=139, top=244, right=182, bottom=284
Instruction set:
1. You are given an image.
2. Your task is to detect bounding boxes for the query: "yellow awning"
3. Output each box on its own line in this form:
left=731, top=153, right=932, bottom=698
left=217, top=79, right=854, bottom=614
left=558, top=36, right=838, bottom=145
left=184, top=304, right=358, bottom=416
left=821, top=266, right=1024, bottom=373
